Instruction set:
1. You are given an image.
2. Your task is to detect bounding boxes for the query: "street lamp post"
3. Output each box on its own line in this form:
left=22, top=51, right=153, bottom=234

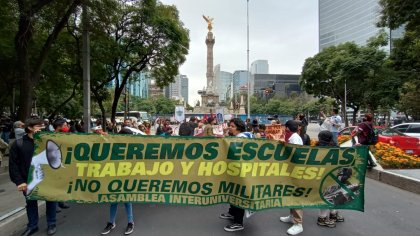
left=344, top=78, right=347, bottom=126
left=82, top=3, right=91, bottom=132
left=246, top=0, right=250, bottom=119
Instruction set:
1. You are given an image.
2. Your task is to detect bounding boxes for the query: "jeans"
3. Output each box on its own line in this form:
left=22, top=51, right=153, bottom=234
left=1, top=131, right=10, bottom=144
left=26, top=199, right=57, bottom=230
left=109, top=203, right=133, bottom=223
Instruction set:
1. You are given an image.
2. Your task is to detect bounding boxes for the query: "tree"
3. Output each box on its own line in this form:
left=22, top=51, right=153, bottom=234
left=300, top=39, right=395, bottom=125
left=88, top=0, right=189, bottom=123
left=378, top=0, right=420, bottom=30
left=153, top=96, right=176, bottom=115
left=398, top=82, right=420, bottom=120
left=14, top=0, right=82, bottom=120
left=0, top=1, right=18, bottom=115
left=378, top=0, right=420, bottom=119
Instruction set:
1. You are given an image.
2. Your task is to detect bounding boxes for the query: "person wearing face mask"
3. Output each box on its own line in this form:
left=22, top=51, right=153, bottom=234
left=12, top=120, right=26, bottom=140
left=53, top=119, right=70, bottom=133
left=9, top=118, right=58, bottom=236
left=52, top=119, right=70, bottom=211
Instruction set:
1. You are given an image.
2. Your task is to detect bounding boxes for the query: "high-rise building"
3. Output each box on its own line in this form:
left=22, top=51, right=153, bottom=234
left=213, top=64, right=233, bottom=103
left=253, top=74, right=301, bottom=98
left=129, top=72, right=149, bottom=98
left=180, top=75, right=189, bottom=105
left=165, top=74, right=188, bottom=104
left=319, top=0, right=382, bottom=51
left=232, top=70, right=250, bottom=94
left=251, top=60, right=269, bottom=74
left=319, top=0, right=404, bottom=51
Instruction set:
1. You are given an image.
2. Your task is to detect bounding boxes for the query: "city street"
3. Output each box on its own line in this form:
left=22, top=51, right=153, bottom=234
left=11, top=178, right=420, bottom=236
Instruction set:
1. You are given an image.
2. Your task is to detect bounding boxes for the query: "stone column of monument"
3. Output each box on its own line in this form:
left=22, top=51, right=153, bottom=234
left=239, top=94, right=246, bottom=114
left=206, top=31, right=215, bottom=93
left=201, top=15, right=219, bottom=108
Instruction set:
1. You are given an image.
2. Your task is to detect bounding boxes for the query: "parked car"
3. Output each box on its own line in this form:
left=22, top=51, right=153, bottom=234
left=339, top=126, right=420, bottom=155
left=391, top=123, right=420, bottom=138
left=379, top=128, right=420, bottom=156
left=338, top=126, right=357, bottom=137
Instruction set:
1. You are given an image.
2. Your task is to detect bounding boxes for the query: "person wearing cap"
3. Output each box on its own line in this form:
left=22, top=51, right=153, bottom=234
left=203, top=117, right=216, bottom=137
left=280, top=120, right=304, bottom=235
left=9, top=118, right=58, bottom=236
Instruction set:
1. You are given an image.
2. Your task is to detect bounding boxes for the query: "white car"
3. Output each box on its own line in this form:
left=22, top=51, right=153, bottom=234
left=391, top=123, right=420, bottom=138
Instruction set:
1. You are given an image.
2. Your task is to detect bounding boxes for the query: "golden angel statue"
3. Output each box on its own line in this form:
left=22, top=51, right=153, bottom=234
left=202, top=15, right=214, bottom=31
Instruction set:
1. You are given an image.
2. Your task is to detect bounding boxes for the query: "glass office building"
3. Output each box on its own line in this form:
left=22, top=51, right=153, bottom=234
left=319, top=0, right=382, bottom=50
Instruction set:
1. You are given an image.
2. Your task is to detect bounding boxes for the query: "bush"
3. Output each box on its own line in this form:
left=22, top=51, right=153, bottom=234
left=373, top=142, right=420, bottom=169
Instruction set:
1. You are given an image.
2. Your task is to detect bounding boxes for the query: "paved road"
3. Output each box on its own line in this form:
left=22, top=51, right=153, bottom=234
left=15, top=178, right=420, bottom=236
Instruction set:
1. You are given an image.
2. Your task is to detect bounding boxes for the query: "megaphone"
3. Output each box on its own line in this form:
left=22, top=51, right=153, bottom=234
left=27, top=140, right=62, bottom=195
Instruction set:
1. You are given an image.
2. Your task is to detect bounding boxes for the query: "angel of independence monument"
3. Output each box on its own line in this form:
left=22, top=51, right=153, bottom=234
left=194, top=15, right=244, bottom=115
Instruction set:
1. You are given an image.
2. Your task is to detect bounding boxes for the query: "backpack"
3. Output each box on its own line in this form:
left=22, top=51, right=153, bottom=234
left=365, top=123, right=378, bottom=145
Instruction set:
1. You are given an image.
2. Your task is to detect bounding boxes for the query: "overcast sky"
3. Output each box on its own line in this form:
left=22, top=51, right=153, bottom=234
left=159, top=0, right=319, bottom=105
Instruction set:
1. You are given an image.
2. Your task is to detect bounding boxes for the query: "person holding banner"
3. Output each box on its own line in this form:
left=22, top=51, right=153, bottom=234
left=220, top=118, right=254, bottom=232
left=9, top=118, right=58, bottom=236
left=101, top=127, right=135, bottom=235
left=280, top=120, right=304, bottom=235
left=316, top=130, right=342, bottom=228
left=52, top=119, right=71, bottom=212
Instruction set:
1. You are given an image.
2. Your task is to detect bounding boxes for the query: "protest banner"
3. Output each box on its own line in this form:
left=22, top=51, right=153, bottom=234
left=28, top=133, right=368, bottom=211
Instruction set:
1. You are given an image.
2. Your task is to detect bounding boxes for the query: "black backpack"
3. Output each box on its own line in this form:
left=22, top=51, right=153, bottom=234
left=365, top=123, right=378, bottom=145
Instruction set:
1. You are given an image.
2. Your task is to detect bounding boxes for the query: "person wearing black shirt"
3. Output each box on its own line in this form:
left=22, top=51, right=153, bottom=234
left=9, top=118, right=57, bottom=236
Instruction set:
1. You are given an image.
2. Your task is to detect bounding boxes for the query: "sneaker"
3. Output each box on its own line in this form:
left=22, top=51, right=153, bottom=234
left=280, top=215, right=294, bottom=224
left=317, top=217, right=336, bottom=228
left=224, top=223, right=244, bottom=232
left=47, top=224, right=57, bottom=236
left=287, top=223, right=303, bottom=235
left=245, top=210, right=255, bottom=218
left=21, top=227, right=39, bottom=236
left=219, top=212, right=234, bottom=220
left=329, top=213, right=344, bottom=222
left=101, top=223, right=116, bottom=235
left=58, top=202, right=70, bottom=209
left=124, top=222, right=134, bottom=235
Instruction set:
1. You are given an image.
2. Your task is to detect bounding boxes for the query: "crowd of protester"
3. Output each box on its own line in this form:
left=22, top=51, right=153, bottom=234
left=0, top=109, right=378, bottom=236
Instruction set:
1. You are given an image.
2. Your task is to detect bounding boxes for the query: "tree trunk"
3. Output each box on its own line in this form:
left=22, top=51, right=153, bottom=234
left=15, top=0, right=81, bottom=120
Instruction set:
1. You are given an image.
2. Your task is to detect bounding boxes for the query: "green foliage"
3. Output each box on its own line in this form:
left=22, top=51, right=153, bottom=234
left=153, top=96, right=176, bottom=114
left=86, top=0, right=189, bottom=122
left=398, top=81, right=420, bottom=120
left=299, top=39, right=397, bottom=115
left=378, top=0, right=420, bottom=118
left=378, top=0, right=420, bottom=30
